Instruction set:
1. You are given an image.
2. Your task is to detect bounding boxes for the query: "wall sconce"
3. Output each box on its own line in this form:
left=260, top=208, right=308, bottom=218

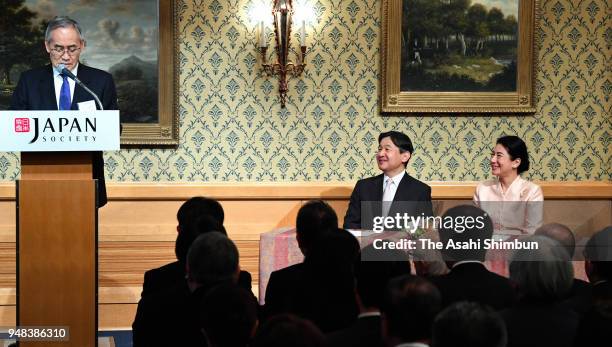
left=259, top=0, right=307, bottom=108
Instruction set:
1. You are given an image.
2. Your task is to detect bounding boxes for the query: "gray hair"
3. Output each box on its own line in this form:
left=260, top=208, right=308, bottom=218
left=186, top=232, right=239, bottom=285
left=509, top=235, right=574, bottom=301
left=45, top=16, right=84, bottom=43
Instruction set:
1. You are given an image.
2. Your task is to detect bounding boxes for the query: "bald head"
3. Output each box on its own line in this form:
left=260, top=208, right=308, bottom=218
left=535, top=223, right=575, bottom=258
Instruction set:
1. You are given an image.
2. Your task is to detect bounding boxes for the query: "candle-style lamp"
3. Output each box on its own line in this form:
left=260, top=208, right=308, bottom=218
left=259, top=0, right=307, bottom=108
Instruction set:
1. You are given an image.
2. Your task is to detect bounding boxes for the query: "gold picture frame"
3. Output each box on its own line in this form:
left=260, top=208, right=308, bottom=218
left=380, top=0, right=538, bottom=113
left=120, top=0, right=178, bottom=145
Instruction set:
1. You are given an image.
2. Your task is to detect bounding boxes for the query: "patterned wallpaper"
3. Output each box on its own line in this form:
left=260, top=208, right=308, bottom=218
left=0, top=0, right=609, bottom=182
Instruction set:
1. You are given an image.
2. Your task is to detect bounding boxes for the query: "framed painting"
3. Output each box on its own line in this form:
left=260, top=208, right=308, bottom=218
left=0, top=0, right=178, bottom=145
left=381, top=0, right=538, bottom=113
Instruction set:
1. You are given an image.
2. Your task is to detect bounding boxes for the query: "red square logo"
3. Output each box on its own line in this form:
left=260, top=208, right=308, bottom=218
left=15, top=118, right=30, bottom=132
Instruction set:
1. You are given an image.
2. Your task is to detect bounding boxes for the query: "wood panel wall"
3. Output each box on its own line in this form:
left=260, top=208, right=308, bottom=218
left=0, top=181, right=609, bottom=329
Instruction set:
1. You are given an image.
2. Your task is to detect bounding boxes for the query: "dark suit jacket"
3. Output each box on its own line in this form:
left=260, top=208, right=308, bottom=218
left=132, top=281, right=209, bottom=347
left=264, top=262, right=358, bottom=333
left=343, top=173, right=433, bottom=230
left=10, top=64, right=118, bottom=208
left=141, top=260, right=253, bottom=297
left=502, top=302, right=580, bottom=347
left=327, top=315, right=383, bottom=347
left=430, top=262, right=516, bottom=310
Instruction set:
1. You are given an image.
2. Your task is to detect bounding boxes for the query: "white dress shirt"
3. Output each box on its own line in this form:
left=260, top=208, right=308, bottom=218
left=382, top=171, right=406, bottom=202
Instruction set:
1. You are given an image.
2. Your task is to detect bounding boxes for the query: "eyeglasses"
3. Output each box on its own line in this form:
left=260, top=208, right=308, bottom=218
left=50, top=46, right=81, bottom=56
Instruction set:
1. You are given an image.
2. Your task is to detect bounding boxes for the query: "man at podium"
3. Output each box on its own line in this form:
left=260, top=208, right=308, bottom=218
left=9, top=16, right=118, bottom=207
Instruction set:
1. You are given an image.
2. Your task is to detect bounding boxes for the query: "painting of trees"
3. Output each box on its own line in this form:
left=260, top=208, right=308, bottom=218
left=400, top=0, right=519, bottom=92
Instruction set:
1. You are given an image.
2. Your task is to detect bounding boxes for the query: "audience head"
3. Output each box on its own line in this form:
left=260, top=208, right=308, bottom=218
left=252, top=314, right=328, bottom=347
left=176, top=214, right=226, bottom=264
left=432, top=302, right=507, bottom=347
left=584, top=226, right=612, bottom=282
left=495, top=135, right=530, bottom=175
left=381, top=275, right=441, bottom=345
left=355, top=245, right=412, bottom=310
left=177, top=196, right=225, bottom=231
left=438, top=205, right=494, bottom=264
left=200, top=284, right=258, bottom=347
left=535, top=223, right=575, bottom=258
left=186, top=233, right=239, bottom=291
left=377, top=131, right=414, bottom=173
left=296, top=200, right=338, bottom=256
left=509, top=235, right=573, bottom=302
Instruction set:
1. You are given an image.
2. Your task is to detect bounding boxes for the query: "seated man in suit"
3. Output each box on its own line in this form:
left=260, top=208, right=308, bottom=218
left=573, top=226, right=612, bottom=346
left=381, top=275, right=442, bottom=347
left=10, top=16, right=118, bottom=208
left=502, top=235, right=578, bottom=347
left=535, top=223, right=591, bottom=312
left=344, top=131, right=433, bottom=230
left=132, top=232, right=241, bottom=347
left=431, top=205, right=515, bottom=310
left=265, top=200, right=360, bottom=332
left=141, top=196, right=251, bottom=297
left=327, top=246, right=412, bottom=347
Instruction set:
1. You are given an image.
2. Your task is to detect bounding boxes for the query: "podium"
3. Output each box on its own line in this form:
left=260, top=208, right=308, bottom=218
left=0, top=110, right=119, bottom=347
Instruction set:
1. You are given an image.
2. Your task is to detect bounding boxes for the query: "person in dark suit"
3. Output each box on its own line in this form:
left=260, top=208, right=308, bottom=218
left=431, top=205, right=516, bottom=310
left=327, top=246, right=412, bottom=347
left=344, top=131, right=433, bottom=230
left=266, top=229, right=360, bottom=333
left=10, top=16, right=118, bottom=208
left=265, top=200, right=360, bottom=333
left=141, top=196, right=252, bottom=297
left=535, top=223, right=592, bottom=313
left=573, top=227, right=612, bottom=346
left=132, top=232, right=241, bottom=347
left=199, top=284, right=258, bottom=347
left=502, top=235, right=579, bottom=347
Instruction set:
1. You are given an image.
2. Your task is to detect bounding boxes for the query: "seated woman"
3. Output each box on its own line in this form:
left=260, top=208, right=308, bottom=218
left=473, top=135, right=543, bottom=237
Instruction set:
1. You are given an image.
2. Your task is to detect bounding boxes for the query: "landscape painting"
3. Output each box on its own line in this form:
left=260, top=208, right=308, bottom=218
left=401, top=0, right=519, bottom=92
left=381, top=0, right=537, bottom=113
left=0, top=0, right=159, bottom=124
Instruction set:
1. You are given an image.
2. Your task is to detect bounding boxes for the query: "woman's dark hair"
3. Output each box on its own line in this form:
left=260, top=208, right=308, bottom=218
left=496, top=135, right=530, bottom=174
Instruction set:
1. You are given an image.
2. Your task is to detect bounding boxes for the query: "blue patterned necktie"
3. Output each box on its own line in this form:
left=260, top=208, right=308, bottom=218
left=59, top=74, right=71, bottom=110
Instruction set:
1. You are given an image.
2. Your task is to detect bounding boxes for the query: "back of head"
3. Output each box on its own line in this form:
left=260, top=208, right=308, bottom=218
left=355, top=245, right=412, bottom=309
left=509, top=235, right=574, bottom=302
left=584, top=226, right=612, bottom=281
left=381, top=275, right=441, bottom=343
left=432, top=302, right=507, bottom=347
left=177, top=196, right=225, bottom=230
left=252, top=314, right=327, bottom=347
left=438, top=205, right=493, bottom=262
left=535, top=223, right=575, bottom=258
left=296, top=200, right=338, bottom=256
left=187, top=233, right=239, bottom=288
left=200, top=284, right=257, bottom=347
left=301, top=229, right=360, bottom=332
left=306, top=228, right=360, bottom=270
left=176, top=214, right=226, bottom=264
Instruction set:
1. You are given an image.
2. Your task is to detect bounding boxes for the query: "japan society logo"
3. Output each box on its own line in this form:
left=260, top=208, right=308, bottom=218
left=15, top=118, right=31, bottom=132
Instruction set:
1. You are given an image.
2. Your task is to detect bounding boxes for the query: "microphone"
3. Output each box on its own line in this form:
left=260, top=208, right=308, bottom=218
left=58, top=64, right=104, bottom=111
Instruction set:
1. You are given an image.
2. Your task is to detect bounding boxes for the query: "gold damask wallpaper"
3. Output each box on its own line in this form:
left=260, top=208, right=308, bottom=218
left=0, top=0, right=609, bottom=182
